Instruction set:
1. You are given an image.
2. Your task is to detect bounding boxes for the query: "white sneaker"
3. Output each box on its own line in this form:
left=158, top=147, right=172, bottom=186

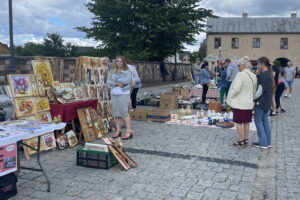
left=284, top=94, right=288, bottom=97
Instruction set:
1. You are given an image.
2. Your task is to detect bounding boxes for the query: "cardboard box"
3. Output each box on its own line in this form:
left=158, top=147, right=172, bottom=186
left=147, top=109, right=171, bottom=122
left=180, top=88, right=190, bottom=99
left=159, top=93, right=178, bottom=110
left=129, top=109, right=148, bottom=121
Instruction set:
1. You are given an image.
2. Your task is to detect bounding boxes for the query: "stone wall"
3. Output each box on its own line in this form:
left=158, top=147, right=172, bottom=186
left=0, top=56, right=192, bottom=85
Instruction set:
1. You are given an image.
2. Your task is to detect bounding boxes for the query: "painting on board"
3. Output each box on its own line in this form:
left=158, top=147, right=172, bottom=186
left=7, top=74, right=32, bottom=97
left=32, top=60, right=54, bottom=87
left=37, top=111, right=52, bottom=122
left=42, top=133, right=56, bottom=150
left=55, top=133, right=68, bottom=150
left=14, top=98, right=37, bottom=117
left=23, top=137, right=45, bottom=159
left=66, top=130, right=78, bottom=147
left=36, top=97, right=50, bottom=112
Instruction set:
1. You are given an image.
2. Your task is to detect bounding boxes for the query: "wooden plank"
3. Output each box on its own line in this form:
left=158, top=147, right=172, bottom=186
left=108, top=145, right=130, bottom=170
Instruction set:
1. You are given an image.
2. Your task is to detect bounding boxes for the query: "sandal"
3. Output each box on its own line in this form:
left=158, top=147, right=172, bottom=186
left=112, top=130, right=122, bottom=138
left=243, top=139, right=249, bottom=144
left=121, top=132, right=133, bottom=140
left=233, top=140, right=245, bottom=146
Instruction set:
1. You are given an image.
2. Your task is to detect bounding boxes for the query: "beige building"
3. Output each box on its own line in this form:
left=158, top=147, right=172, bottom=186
left=206, top=13, right=300, bottom=66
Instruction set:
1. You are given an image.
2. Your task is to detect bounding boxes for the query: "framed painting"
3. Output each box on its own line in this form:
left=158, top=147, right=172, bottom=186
left=19, top=114, right=37, bottom=121
left=73, top=87, right=88, bottom=100
left=14, top=98, right=37, bottom=117
left=42, top=132, right=56, bottom=150
left=55, top=133, right=68, bottom=149
left=7, top=74, right=32, bottom=98
left=32, top=60, right=54, bottom=87
left=35, top=75, right=46, bottom=97
left=36, top=97, right=50, bottom=112
left=37, top=111, right=52, bottom=122
left=66, top=130, right=78, bottom=147
left=77, top=107, right=97, bottom=143
left=23, top=137, right=45, bottom=159
left=29, top=74, right=39, bottom=97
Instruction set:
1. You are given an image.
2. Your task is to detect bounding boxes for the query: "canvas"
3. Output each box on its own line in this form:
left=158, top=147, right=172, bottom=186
left=77, top=107, right=97, bottom=143
left=7, top=74, right=33, bottom=98
left=36, top=97, right=50, bottom=112
left=37, top=111, right=52, bottom=122
left=14, top=98, right=37, bottom=117
left=55, top=133, right=68, bottom=149
left=94, top=120, right=106, bottom=138
left=23, top=137, right=45, bottom=159
left=20, top=115, right=37, bottom=121
left=42, top=133, right=56, bottom=150
left=73, top=87, right=88, bottom=100
left=89, top=85, right=97, bottom=99
left=35, top=75, right=46, bottom=96
left=29, top=75, right=39, bottom=97
left=66, top=130, right=78, bottom=147
left=32, top=60, right=54, bottom=87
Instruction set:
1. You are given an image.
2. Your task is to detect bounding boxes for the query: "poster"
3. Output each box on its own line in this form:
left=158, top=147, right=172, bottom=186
left=0, top=143, right=17, bottom=176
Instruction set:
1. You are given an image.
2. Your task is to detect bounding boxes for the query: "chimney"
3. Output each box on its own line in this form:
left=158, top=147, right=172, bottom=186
left=242, top=13, right=248, bottom=18
left=291, top=13, right=297, bottom=18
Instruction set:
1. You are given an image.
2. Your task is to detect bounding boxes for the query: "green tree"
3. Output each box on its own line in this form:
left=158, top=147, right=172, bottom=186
left=189, top=38, right=207, bottom=63
left=42, top=33, right=76, bottom=57
left=77, top=0, right=214, bottom=61
left=15, top=42, right=43, bottom=56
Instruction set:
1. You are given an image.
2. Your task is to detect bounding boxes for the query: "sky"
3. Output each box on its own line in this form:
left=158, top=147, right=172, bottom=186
left=0, top=0, right=300, bottom=52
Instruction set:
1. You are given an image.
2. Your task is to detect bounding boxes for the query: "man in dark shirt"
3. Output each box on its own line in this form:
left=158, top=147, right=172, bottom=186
left=270, top=64, right=280, bottom=116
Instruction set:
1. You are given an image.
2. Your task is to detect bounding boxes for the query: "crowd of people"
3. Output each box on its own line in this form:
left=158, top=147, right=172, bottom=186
left=193, top=56, right=297, bottom=149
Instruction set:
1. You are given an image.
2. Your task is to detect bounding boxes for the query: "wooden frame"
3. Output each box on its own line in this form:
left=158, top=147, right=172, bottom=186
left=32, top=60, right=54, bottom=87
left=7, top=74, right=33, bottom=98
left=36, top=97, right=50, bottom=112
left=23, top=137, right=45, bottom=159
left=42, top=133, right=56, bottom=150
left=37, top=111, right=52, bottom=122
left=14, top=97, right=37, bottom=117
left=77, top=107, right=97, bottom=142
left=66, top=130, right=78, bottom=147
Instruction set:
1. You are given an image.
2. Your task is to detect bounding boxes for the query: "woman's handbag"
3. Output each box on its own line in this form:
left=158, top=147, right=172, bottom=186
left=130, top=72, right=136, bottom=88
left=245, top=72, right=262, bottom=100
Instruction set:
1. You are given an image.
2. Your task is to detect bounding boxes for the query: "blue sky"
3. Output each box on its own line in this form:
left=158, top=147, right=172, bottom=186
left=0, top=0, right=299, bottom=51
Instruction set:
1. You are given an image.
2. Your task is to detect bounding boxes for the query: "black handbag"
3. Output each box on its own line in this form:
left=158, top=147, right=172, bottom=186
left=0, top=173, right=18, bottom=200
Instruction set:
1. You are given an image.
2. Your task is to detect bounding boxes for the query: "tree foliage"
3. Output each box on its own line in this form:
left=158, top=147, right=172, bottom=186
left=15, top=33, right=77, bottom=57
left=189, top=39, right=207, bottom=63
left=77, top=0, right=214, bottom=61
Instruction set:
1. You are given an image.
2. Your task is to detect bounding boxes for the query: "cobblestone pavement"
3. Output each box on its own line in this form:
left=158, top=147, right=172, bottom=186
left=11, top=80, right=300, bottom=200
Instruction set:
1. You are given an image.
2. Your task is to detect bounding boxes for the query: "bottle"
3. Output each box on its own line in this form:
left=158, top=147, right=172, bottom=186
left=200, top=109, right=205, bottom=118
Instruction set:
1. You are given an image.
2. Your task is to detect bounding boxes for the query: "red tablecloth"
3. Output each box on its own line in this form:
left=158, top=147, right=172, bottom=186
left=50, top=99, right=98, bottom=123
left=189, top=88, right=220, bottom=99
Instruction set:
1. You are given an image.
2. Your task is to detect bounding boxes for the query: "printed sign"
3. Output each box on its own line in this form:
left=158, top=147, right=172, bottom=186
left=0, top=143, right=17, bottom=177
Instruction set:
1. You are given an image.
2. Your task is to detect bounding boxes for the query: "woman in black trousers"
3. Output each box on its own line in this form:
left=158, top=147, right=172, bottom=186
left=200, top=62, right=213, bottom=104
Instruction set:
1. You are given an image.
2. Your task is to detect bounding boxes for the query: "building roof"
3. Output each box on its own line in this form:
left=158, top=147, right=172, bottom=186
left=0, top=42, right=9, bottom=55
left=206, top=15, right=300, bottom=34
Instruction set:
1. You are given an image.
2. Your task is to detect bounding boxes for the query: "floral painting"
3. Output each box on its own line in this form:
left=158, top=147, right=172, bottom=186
left=7, top=74, right=32, bottom=97
left=37, top=111, right=52, bottom=122
left=32, top=60, right=54, bottom=87
left=14, top=98, right=37, bottom=117
left=36, top=98, right=50, bottom=112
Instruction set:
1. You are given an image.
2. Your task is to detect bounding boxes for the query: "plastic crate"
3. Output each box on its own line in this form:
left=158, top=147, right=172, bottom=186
left=76, top=147, right=118, bottom=169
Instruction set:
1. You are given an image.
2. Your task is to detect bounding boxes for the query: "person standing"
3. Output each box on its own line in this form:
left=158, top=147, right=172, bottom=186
left=227, top=57, right=257, bottom=146
left=200, top=62, right=213, bottom=104
left=275, top=79, right=286, bottom=113
left=126, top=58, right=142, bottom=109
left=269, top=63, right=280, bottom=116
left=193, top=58, right=202, bottom=85
left=284, top=61, right=295, bottom=98
left=218, top=65, right=229, bottom=105
left=253, top=57, right=274, bottom=149
left=107, top=56, right=133, bottom=140
left=225, top=58, right=239, bottom=88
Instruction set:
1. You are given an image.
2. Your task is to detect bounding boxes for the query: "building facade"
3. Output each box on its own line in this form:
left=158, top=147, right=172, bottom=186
left=206, top=13, right=300, bottom=66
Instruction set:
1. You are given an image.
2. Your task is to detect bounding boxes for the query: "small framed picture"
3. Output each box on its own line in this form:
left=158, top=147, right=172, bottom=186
left=42, top=133, right=56, bottom=150
left=14, top=98, right=37, bottom=117
left=36, top=97, right=50, bottom=112
left=7, top=74, right=33, bottom=98
left=37, top=111, right=52, bottom=122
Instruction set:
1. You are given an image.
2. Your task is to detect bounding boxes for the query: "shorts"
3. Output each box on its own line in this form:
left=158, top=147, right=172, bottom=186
left=284, top=80, right=293, bottom=88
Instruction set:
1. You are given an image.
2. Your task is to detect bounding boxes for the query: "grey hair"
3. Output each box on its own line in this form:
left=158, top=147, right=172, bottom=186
left=237, top=56, right=252, bottom=69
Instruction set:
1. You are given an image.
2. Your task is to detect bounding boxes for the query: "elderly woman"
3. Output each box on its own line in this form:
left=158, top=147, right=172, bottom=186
left=227, top=57, right=257, bottom=146
left=107, top=56, right=133, bottom=140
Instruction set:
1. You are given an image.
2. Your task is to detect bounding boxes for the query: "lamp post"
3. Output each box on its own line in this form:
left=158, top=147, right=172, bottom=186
left=8, top=0, right=16, bottom=74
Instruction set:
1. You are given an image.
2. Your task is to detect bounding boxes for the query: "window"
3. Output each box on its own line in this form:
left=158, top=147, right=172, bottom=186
left=280, top=38, right=288, bottom=49
left=253, top=38, right=260, bottom=48
left=231, top=38, right=239, bottom=49
left=214, top=38, right=221, bottom=49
